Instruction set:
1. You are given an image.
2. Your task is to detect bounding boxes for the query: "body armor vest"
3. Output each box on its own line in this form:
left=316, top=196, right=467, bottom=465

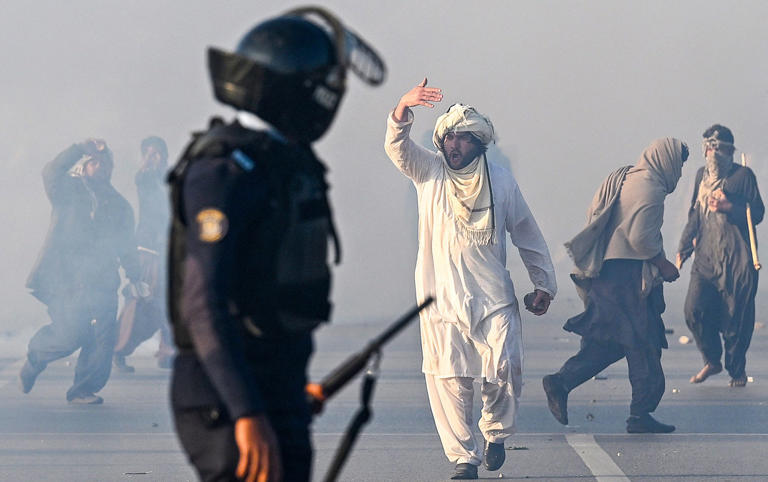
left=167, top=120, right=340, bottom=347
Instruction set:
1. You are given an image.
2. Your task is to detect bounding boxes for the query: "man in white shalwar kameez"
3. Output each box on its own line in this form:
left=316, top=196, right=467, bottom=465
left=384, top=78, right=557, bottom=480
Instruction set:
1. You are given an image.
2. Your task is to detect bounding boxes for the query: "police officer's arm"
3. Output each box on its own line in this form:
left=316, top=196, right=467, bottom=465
left=181, top=163, right=265, bottom=417
left=181, top=162, right=282, bottom=481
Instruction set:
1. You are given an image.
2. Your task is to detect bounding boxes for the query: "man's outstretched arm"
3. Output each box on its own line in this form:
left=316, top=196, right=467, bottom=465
left=384, top=78, right=444, bottom=183
left=393, top=77, right=443, bottom=122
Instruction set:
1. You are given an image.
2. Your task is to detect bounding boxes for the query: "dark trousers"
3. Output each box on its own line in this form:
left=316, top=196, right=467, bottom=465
left=173, top=407, right=312, bottom=482
left=27, top=294, right=118, bottom=400
left=115, top=297, right=174, bottom=357
left=556, top=338, right=665, bottom=416
left=115, top=252, right=174, bottom=359
left=684, top=274, right=756, bottom=378
left=172, top=334, right=314, bottom=481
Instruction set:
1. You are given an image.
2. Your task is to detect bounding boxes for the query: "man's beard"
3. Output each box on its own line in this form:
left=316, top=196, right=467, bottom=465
left=705, top=151, right=733, bottom=180
left=446, top=149, right=476, bottom=170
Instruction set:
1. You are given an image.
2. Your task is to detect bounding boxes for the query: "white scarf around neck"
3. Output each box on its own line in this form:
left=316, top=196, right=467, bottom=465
left=443, top=152, right=495, bottom=245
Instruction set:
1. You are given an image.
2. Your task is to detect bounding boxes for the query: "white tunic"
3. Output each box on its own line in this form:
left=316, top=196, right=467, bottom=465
left=385, top=112, right=557, bottom=381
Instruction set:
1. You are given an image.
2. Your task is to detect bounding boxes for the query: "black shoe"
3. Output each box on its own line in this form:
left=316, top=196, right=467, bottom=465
left=484, top=440, right=505, bottom=471
left=450, top=463, right=478, bottom=480
left=626, top=414, right=675, bottom=433
left=113, top=355, right=135, bottom=374
left=543, top=374, right=569, bottom=425
left=19, top=360, right=42, bottom=394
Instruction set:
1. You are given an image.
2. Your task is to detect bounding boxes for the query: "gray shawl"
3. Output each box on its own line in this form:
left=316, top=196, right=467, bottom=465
left=565, top=138, right=687, bottom=298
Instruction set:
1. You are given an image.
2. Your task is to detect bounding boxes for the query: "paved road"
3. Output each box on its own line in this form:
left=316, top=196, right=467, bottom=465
left=1, top=300, right=767, bottom=481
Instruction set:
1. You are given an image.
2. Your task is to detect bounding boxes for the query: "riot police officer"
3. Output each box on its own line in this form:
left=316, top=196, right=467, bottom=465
left=167, top=7, right=385, bottom=481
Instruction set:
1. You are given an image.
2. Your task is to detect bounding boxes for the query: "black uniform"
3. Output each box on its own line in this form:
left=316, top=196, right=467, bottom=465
left=26, top=143, right=140, bottom=401
left=679, top=164, right=763, bottom=380
left=168, top=121, right=337, bottom=482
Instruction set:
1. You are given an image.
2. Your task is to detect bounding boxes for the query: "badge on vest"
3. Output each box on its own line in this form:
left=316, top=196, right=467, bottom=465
left=196, top=208, right=229, bottom=243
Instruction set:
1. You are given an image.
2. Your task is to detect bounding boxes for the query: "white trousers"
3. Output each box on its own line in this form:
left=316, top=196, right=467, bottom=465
left=425, top=373, right=520, bottom=465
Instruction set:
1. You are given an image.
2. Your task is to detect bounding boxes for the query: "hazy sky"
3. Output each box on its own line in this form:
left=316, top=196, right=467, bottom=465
left=2, top=0, right=768, bottom=336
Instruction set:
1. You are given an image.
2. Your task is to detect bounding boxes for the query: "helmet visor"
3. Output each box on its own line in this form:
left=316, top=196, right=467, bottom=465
left=284, top=6, right=386, bottom=86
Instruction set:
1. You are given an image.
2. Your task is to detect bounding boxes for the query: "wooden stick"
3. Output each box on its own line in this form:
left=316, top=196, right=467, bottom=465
left=741, top=153, right=761, bottom=270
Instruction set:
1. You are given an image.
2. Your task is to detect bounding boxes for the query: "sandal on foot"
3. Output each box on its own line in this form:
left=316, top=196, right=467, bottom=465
left=729, top=375, right=747, bottom=387
left=690, top=363, right=722, bottom=384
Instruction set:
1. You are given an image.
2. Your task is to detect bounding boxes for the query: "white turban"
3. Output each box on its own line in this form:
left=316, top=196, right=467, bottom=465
left=433, top=103, right=495, bottom=152
left=431, top=103, right=497, bottom=245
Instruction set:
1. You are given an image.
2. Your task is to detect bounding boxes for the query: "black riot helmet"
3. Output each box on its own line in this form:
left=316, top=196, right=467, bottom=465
left=208, top=6, right=386, bottom=143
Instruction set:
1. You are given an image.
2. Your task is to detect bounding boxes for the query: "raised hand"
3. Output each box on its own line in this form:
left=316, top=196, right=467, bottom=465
left=393, top=77, right=443, bottom=122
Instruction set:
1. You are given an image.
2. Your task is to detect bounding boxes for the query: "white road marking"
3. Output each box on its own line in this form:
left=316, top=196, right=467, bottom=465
left=566, top=433, right=630, bottom=482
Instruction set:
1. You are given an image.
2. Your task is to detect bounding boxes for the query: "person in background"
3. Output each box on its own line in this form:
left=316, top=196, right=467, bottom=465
left=21, top=138, right=143, bottom=404
left=677, top=124, right=763, bottom=388
left=114, top=136, right=175, bottom=372
left=543, top=138, right=688, bottom=433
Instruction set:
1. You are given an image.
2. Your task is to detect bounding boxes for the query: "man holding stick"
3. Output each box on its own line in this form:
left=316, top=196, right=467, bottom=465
left=385, top=78, right=557, bottom=479
left=677, top=124, right=763, bottom=387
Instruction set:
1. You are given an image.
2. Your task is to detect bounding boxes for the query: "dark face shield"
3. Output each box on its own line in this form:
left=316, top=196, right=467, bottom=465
left=208, top=6, right=386, bottom=143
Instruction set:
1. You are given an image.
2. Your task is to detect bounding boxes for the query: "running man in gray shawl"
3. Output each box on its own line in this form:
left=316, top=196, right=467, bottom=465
left=543, top=138, right=688, bottom=434
left=677, top=124, right=763, bottom=388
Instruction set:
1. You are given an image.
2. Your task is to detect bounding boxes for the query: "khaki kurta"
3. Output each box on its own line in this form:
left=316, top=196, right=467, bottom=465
left=385, top=112, right=557, bottom=382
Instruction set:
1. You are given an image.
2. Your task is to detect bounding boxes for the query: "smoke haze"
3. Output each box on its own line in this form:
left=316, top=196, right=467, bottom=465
left=2, top=0, right=768, bottom=350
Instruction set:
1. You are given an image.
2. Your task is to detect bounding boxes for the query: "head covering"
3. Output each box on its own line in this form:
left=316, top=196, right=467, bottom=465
left=432, top=104, right=496, bottom=245
left=141, top=136, right=168, bottom=160
left=566, top=138, right=686, bottom=296
left=631, top=138, right=686, bottom=194
left=433, top=103, right=495, bottom=152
